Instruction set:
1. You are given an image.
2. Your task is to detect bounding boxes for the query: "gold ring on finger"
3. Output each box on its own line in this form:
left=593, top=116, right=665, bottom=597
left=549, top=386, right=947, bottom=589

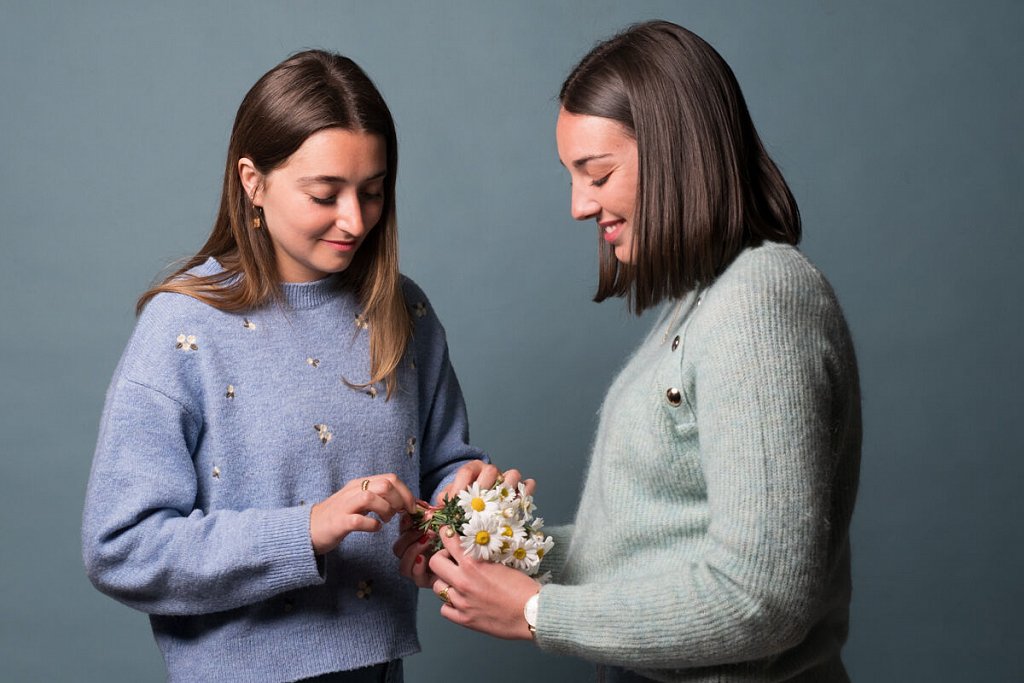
left=438, top=585, right=452, bottom=605
left=361, top=479, right=371, bottom=491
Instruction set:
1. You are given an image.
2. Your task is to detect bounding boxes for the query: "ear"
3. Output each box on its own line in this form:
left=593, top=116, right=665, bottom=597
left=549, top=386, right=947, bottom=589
left=238, top=158, right=264, bottom=206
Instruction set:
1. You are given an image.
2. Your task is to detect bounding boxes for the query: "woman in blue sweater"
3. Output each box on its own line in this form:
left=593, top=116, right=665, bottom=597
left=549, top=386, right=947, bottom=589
left=424, top=21, right=861, bottom=682
left=82, top=50, right=493, bottom=683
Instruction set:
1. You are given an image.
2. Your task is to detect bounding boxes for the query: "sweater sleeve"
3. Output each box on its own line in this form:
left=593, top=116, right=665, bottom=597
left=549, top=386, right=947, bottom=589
left=404, top=280, right=489, bottom=501
left=535, top=251, right=859, bottom=669
left=81, top=305, right=324, bottom=617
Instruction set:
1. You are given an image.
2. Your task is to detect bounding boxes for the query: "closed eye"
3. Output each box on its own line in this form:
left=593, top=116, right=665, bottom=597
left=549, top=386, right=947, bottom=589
left=311, top=195, right=337, bottom=206
left=591, top=173, right=610, bottom=188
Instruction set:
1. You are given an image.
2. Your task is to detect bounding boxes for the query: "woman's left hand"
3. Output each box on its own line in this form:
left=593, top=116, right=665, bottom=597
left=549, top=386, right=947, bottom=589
left=428, top=525, right=541, bottom=640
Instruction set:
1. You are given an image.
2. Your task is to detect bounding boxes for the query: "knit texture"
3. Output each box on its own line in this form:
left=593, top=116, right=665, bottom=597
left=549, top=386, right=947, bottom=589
left=82, top=258, right=486, bottom=683
left=536, top=243, right=861, bottom=683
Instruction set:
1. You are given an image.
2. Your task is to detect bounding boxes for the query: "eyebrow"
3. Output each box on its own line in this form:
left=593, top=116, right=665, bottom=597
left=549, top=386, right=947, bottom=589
left=297, top=170, right=387, bottom=184
left=563, top=153, right=613, bottom=170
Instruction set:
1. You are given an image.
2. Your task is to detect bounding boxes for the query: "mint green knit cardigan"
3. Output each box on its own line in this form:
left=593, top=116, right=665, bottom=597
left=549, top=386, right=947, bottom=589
left=536, top=243, right=861, bottom=682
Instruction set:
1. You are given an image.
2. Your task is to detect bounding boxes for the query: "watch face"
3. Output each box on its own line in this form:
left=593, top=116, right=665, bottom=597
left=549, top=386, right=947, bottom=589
left=524, top=592, right=540, bottom=627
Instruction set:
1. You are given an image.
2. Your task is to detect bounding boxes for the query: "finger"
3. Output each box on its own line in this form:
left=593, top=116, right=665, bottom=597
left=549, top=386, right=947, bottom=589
left=439, top=602, right=471, bottom=627
left=474, top=463, right=501, bottom=489
left=520, top=477, right=536, bottom=496
left=410, top=548, right=434, bottom=588
left=440, top=462, right=484, bottom=504
left=397, top=537, right=431, bottom=579
left=392, top=528, right=429, bottom=558
left=367, top=475, right=417, bottom=515
left=343, top=513, right=383, bottom=535
left=500, top=468, right=522, bottom=491
left=436, top=524, right=470, bottom=564
left=427, top=541, right=461, bottom=585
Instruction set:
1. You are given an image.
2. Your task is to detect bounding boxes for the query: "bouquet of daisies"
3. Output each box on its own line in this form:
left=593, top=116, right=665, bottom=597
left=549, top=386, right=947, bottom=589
left=414, top=480, right=554, bottom=577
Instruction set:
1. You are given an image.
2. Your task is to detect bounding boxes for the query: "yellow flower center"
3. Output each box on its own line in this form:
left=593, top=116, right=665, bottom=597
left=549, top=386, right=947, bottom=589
left=501, top=525, right=514, bottom=537
left=513, top=548, right=527, bottom=560
left=500, top=541, right=510, bottom=552
left=474, top=530, right=491, bottom=546
left=537, top=548, right=545, bottom=559
left=471, top=497, right=486, bottom=512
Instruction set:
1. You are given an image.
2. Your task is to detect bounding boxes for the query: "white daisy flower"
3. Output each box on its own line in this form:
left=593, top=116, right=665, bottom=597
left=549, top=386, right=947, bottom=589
left=503, top=536, right=541, bottom=574
left=457, top=482, right=500, bottom=520
left=460, top=513, right=502, bottom=561
left=534, top=534, right=555, bottom=564
left=494, top=481, right=515, bottom=502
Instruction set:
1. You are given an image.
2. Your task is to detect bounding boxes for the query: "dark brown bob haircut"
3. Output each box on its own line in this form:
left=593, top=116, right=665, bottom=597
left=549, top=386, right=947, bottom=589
left=560, top=20, right=801, bottom=313
left=139, top=50, right=410, bottom=398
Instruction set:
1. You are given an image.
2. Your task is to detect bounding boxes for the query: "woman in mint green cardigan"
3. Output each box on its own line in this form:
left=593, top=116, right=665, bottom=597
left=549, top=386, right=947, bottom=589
left=424, top=20, right=861, bottom=683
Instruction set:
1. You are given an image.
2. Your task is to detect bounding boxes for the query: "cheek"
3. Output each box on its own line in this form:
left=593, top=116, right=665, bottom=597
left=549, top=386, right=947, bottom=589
left=364, top=203, right=385, bottom=229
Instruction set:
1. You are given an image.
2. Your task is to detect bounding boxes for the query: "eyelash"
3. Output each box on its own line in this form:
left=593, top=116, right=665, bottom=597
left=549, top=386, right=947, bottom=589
left=310, top=191, right=384, bottom=206
left=591, top=174, right=611, bottom=188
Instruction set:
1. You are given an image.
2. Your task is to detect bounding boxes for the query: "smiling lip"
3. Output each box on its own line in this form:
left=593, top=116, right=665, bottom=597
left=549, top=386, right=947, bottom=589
left=599, top=220, right=624, bottom=243
left=322, top=239, right=357, bottom=252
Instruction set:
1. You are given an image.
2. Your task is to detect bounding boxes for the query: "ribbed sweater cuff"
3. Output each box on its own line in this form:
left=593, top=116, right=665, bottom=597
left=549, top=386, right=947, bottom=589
left=258, top=505, right=324, bottom=591
left=535, top=583, right=620, bottom=657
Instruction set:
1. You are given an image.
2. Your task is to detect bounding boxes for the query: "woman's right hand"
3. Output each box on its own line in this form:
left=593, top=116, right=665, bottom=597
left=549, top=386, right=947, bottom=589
left=309, top=474, right=416, bottom=555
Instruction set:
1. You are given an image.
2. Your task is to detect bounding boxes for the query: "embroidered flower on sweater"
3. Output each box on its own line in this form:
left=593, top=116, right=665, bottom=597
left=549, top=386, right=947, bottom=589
left=412, top=302, right=427, bottom=318
left=354, top=313, right=368, bottom=330
left=306, top=357, right=320, bottom=368
left=226, top=385, right=235, bottom=399
left=313, top=424, right=332, bottom=445
left=175, top=334, right=198, bottom=351
left=356, top=579, right=373, bottom=599
left=406, top=436, right=416, bottom=457
left=243, top=318, right=257, bottom=330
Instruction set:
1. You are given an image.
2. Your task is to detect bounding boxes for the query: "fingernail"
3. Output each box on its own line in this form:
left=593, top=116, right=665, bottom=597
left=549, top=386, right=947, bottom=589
left=415, top=555, right=423, bottom=565
left=443, top=527, right=456, bottom=538
left=418, top=534, right=430, bottom=544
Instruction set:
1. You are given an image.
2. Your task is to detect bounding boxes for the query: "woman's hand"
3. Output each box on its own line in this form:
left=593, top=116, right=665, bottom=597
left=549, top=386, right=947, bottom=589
left=436, top=461, right=536, bottom=505
left=310, top=474, right=416, bottom=555
left=428, top=525, right=541, bottom=640
left=392, top=512, right=437, bottom=588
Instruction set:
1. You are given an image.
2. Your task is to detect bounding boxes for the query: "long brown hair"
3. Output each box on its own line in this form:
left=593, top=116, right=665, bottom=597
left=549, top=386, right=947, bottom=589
left=560, top=20, right=801, bottom=313
left=138, top=50, right=410, bottom=397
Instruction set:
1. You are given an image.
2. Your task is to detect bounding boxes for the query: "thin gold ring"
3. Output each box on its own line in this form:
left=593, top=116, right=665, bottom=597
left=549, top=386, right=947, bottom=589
left=361, top=479, right=370, bottom=491
left=438, top=585, right=452, bottom=605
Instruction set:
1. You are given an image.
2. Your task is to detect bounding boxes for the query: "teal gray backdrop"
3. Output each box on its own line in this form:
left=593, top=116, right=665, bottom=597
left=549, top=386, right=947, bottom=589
left=2, top=1, right=1021, bottom=680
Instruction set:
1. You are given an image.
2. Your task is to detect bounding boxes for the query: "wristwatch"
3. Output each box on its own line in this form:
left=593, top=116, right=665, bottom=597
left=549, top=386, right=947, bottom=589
left=523, top=592, right=540, bottom=638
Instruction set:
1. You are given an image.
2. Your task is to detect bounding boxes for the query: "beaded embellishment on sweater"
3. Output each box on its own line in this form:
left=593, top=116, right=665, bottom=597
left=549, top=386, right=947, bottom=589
left=175, top=334, right=198, bottom=351
left=313, top=424, right=333, bottom=445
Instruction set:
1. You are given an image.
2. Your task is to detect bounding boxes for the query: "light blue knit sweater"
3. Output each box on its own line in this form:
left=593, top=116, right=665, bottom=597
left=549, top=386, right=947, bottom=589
left=535, top=243, right=861, bottom=682
left=82, top=259, right=486, bottom=683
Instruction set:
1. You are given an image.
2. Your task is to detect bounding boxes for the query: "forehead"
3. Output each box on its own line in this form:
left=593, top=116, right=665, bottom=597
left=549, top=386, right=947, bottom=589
left=555, top=109, right=635, bottom=160
left=276, top=128, right=387, bottom=175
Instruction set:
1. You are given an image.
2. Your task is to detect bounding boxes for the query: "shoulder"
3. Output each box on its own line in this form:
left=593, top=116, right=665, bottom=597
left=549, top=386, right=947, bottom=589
left=400, top=275, right=445, bottom=330
left=687, top=242, right=852, bottom=355
left=703, top=242, right=841, bottom=320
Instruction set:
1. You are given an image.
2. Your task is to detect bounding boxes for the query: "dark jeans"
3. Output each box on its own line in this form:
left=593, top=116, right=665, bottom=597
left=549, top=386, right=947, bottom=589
left=298, top=659, right=403, bottom=683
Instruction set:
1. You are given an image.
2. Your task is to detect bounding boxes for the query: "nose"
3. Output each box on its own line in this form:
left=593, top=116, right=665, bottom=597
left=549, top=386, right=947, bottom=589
left=334, top=191, right=366, bottom=236
left=570, top=184, right=600, bottom=221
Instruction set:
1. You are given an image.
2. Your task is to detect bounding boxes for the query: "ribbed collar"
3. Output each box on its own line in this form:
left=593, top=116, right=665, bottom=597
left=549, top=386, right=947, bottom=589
left=195, top=257, right=346, bottom=310
left=278, top=274, right=344, bottom=310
